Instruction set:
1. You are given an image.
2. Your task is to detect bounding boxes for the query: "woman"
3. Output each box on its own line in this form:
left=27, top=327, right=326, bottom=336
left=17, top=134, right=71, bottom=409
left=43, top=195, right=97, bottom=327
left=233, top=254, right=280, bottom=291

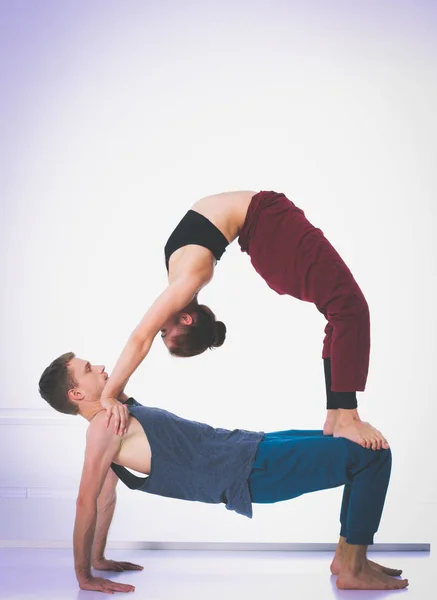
left=100, top=190, right=388, bottom=451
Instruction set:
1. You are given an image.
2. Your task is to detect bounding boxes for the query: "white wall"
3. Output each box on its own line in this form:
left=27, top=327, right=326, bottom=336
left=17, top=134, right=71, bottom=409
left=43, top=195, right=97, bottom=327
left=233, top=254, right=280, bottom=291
left=1, top=0, right=436, bottom=546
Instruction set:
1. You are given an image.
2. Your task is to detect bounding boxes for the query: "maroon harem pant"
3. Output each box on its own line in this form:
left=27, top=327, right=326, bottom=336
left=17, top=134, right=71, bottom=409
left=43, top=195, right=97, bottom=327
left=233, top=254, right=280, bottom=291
left=238, top=191, right=370, bottom=393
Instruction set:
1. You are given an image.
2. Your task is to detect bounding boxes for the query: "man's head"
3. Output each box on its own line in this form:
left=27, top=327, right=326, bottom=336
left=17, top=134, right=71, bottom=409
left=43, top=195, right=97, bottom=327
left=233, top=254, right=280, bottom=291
left=38, top=352, right=108, bottom=416
left=161, top=304, right=227, bottom=357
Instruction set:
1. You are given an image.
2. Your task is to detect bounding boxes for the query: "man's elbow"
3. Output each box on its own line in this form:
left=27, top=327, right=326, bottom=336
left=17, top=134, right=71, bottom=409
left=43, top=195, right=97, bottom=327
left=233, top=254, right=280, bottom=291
left=76, top=493, right=98, bottom=511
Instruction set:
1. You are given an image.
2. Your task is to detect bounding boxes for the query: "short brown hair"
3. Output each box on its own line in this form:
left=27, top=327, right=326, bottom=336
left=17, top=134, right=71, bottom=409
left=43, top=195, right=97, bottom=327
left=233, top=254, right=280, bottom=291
left=169, top=305, right=226, bottom=358
left=38, top=351, right=79, bottom=415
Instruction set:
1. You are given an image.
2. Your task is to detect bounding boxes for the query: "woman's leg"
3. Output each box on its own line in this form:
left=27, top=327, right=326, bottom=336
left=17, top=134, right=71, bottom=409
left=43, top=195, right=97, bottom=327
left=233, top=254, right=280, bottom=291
left=322, top=340, right=388, bottom=450
left=238, top=191, right=387, bottom=449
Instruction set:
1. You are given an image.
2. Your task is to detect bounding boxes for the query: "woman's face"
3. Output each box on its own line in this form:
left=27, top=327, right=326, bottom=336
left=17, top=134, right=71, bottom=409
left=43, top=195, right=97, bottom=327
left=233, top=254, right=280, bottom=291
left=160, top=312, right=193, bottom=350
left=160, top=323, right=179, bottom=349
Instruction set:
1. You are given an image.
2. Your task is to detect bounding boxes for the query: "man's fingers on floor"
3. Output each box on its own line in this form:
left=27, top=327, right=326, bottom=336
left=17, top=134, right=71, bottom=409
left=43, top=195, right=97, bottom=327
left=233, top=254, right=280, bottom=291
left=121, top=562, right=143, bottom=570
left=114, top=584, right=135, bottom=592
left=104, top=583, right=134, bottom=592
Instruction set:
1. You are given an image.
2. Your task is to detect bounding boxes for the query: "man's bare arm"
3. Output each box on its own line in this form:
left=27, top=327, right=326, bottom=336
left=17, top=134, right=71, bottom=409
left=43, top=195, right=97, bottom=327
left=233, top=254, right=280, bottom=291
left=92, top=468, right=119, bottom=565
left=92, top=497, right=117, bottom=565
left=73, top=413, right=135, bottom=593
left=73, top=500, right=98, bottom=581
left=90, top=468, right=144, bottom=574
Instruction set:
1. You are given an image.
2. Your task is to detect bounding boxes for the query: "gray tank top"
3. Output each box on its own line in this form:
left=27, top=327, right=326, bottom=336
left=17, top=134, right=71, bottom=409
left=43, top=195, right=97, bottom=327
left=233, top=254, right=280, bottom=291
left=110, top=399, right=263, bottom=518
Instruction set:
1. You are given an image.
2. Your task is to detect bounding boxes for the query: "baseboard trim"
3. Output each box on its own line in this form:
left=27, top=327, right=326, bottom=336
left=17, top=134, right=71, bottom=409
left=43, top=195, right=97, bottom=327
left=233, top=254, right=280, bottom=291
left=0, top=409, right=83, bottom=426
left=0, top=541, right=430, bottom=552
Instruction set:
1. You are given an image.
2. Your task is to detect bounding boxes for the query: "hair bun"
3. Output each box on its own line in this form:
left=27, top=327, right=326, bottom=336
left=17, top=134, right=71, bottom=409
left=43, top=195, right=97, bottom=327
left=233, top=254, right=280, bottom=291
left=212, top=321, right=226, bottom=347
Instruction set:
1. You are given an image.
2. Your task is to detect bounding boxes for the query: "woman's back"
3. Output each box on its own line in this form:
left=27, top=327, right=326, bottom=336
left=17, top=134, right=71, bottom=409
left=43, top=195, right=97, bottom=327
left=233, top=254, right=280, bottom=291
left=191, top=190, right=256, bottom=244
left=167, top=190, right=256, bottom=283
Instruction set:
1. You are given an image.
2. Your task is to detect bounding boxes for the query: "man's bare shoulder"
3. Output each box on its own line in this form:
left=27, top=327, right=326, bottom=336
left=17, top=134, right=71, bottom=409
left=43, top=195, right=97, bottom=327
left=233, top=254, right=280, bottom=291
left=86, top=411, right=122, bottom=448
left=77, top=411, right=122, bottom=503
left=87, top=409, right=108, bottom=431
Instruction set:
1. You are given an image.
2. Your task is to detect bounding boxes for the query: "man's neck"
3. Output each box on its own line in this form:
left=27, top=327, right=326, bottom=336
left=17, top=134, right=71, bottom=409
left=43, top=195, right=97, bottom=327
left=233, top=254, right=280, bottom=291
left=80, top=403, right=104, bottom=423
left=79, top=394, right=130, bottom=422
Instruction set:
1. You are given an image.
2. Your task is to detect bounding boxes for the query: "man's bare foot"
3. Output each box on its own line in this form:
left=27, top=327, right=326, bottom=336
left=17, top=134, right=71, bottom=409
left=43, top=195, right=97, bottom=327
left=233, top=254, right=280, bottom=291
left=333, top=410, right=389, bottom=450
left=337, top=562, right=408, bottom=590
left=331, top=538, right=402, bottom=576
left=330, top=555, right=402, bottom=576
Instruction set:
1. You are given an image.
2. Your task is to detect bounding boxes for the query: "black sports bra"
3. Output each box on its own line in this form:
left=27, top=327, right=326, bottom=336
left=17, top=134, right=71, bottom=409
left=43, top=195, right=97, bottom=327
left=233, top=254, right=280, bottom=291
left=164, top=210, right=229, bottom=271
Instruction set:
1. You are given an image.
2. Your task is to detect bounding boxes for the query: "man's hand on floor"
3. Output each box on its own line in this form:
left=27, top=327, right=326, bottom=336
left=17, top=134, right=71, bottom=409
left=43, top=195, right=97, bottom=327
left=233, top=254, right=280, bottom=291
left=78, top=575, right=135, bottom=593
left=93, top=558, right=144, bottom=572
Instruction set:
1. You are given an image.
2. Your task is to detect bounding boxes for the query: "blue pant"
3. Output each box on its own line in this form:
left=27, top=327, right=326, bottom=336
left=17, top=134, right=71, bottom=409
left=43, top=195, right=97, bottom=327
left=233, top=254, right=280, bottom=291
left=248, top=430, right=392, bottom=545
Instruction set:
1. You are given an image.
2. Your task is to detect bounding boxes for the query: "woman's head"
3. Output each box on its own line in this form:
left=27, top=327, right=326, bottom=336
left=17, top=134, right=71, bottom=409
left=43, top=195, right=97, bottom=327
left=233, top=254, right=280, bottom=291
left=162, top=304, right=226, bottom=357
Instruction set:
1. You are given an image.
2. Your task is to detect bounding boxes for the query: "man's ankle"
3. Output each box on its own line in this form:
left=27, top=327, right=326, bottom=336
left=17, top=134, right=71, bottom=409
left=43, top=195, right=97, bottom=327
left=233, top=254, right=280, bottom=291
left=341, top=542, right=368, bottom=572
left=335, top=535, right=347, bottom=555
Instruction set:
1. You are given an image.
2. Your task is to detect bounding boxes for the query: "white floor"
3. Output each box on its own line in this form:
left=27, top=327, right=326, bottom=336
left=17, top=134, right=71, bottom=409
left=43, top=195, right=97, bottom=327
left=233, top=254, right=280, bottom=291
left=0, top=548, right=431, bottom=599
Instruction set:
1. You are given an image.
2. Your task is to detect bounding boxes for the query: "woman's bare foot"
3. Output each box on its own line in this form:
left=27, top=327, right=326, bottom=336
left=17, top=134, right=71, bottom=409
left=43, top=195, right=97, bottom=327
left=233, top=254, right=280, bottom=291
left=323, top=409, right=338, bottom=435
left=337, top=562, right=409, bottom=590
left=333, top=410, right=389, bottom=450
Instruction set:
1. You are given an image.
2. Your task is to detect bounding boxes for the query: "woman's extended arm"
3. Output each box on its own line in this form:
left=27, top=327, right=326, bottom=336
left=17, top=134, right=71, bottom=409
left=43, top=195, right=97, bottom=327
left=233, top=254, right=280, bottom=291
left=100, top=278, right=200, bottom=432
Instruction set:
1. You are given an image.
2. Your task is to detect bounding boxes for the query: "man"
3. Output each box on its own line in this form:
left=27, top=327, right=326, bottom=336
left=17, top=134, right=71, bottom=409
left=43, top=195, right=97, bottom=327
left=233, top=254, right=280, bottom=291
left=38, top=353, right=408, bottom=593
